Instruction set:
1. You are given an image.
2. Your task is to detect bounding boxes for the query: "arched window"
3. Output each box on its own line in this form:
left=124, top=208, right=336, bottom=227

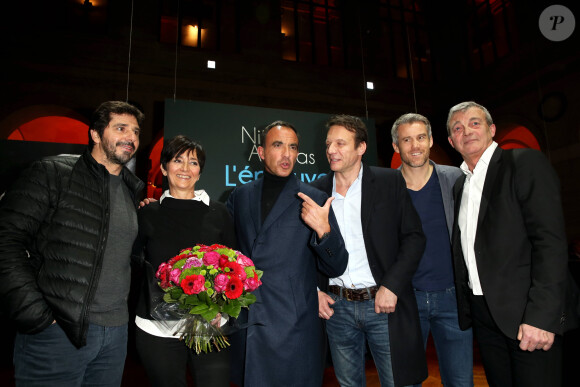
left=495, top=125, right=540, bottom=150
left=7, top=116, right=88, bottom=144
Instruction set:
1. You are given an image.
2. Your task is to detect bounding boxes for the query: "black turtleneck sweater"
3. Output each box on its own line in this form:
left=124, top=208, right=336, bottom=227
left=261, top=171, right=292, bottom=224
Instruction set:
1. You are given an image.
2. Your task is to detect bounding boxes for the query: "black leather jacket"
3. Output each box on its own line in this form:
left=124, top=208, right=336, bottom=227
left=0, top=150, right=144, bottom=348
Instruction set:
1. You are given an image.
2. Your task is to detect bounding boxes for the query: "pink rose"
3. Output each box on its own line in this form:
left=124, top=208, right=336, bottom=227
left=236, top=254, right=254, bottom=267
left=243, top=275, right=262, bottom=291
left=213, top=273, right=229, bottom=293
left=169, top=268, right=181, bottom=285
left=203, top=251, right=220, bottom=267
left=155, top=263, right=169, bottom=279
left=156, top=263, right=173, bottom=289
left=183, top=257, right=202, bottom=269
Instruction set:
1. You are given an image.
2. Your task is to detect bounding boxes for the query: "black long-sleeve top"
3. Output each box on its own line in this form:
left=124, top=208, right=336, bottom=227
left=132, top=195, right=236, bottom=319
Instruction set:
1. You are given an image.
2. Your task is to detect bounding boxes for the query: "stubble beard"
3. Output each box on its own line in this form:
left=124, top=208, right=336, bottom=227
left=102, top=139, right=135, bottom=166
left=401, top=153, right=429, bottom=168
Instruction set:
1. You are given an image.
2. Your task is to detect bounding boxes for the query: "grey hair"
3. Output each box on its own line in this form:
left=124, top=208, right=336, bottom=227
left=446, top=101, right=493, bottom=136
left=390, top=113, right=432, bottom=145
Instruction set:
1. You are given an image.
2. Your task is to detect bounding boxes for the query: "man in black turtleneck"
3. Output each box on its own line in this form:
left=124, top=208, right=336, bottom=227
left=227, top=120, right=348, bottom=387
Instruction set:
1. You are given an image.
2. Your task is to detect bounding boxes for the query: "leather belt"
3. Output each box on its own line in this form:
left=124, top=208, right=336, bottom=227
left=328, top=285, right=378, bottom=301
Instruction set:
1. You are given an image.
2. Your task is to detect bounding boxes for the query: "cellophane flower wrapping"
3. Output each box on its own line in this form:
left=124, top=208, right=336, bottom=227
left=152, top=244, right=263, bottom=354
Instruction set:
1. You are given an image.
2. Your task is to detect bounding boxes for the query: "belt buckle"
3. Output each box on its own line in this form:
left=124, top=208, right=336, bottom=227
left=344, top=289, right=354, bottom=302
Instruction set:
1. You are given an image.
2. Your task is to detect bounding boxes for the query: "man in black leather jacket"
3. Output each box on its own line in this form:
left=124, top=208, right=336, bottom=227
left=0, top=101, right=145, bottom=386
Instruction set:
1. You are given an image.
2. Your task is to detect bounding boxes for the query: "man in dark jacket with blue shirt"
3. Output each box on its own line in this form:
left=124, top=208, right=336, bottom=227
left=392, top=113, right=473, bottom=387
left=0, top=101, right=145, bottom=386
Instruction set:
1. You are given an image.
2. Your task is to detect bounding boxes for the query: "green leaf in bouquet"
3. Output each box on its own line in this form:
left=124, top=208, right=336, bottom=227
left=169, top=287, right=183, bottom=299
left=223, top=299, right=242, bottom=318
left=201, top=303, right=220, bottom=322
left=189, top=304, right=210, bottom=315
left=163, top=293, right=178, bottom=303
left=198, top=291, right=210, bottom=304
left=184, top=294, right=200, bottom=305
left=238, top=292, right=257, bottom=307
left=256, top=270, right=264, bottom=279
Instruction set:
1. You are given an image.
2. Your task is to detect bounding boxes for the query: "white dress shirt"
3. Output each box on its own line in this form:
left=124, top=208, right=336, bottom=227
left=329, top=164, right=376, bottom=289
left=458, top=141, right=498, bottom=295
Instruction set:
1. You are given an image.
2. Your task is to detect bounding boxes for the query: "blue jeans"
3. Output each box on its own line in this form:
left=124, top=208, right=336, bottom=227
left=413, top=287, right=473, bottom=387
left=13, top=322, right=128, bottom=387
left=325, top=291, right=394, bottom=387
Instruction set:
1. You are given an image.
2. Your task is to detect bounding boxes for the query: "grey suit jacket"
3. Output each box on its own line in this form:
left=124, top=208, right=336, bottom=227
left=398, top=160, right=462, bottom=239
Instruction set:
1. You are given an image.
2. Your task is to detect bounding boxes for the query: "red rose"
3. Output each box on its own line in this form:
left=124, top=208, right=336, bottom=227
left=198, top=244, right=212, bottom=252
left=156, top=263, right=172, bottom=289
left=225, top=277, right=243, bottom=299
left=219, top=254, right=230, bottom=268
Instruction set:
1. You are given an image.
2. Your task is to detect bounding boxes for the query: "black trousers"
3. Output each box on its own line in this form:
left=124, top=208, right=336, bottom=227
left=135, top=326, right=231, bottom=387
left=470, top=295, right=563, bottom=387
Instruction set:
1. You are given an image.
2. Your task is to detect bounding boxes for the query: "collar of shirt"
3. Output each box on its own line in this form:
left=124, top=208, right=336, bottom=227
left=159, top=189, right=210, bottom=206
left=332, top=162, right=364, bottom=197
left=460, top=141, right=498, bottom=177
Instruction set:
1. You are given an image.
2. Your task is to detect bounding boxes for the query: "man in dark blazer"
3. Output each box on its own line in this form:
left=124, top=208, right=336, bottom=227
left=447, top=101, right=570, bottom=386
left=227, top=121, right=348, bottom=387
left=313, top=114, right=427, bottom=387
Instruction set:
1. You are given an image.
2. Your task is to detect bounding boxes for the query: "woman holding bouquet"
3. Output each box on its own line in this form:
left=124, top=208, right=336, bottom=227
left=132, top=135, right=236, bottom=387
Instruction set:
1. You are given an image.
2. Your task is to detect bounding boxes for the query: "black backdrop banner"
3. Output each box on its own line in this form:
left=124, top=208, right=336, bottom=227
left=164, top=99, right=377, bottom=202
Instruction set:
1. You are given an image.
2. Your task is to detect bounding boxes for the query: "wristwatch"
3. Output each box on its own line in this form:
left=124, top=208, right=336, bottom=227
left=318, top=231, right=330, bottom=243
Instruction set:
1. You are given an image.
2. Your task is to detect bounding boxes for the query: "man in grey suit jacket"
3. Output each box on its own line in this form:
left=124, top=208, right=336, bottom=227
left=392, top=113, right=473, bottom=387
left=447, top=101, right=569, bottom=386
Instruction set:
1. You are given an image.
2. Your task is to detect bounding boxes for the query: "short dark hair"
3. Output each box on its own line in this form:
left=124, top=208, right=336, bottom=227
left=160, top=135, right=206, bottom=173
left=260, top=120, right=298, bottom=146
left=88, top=101, right=145, bottom=150
left=325, top=115, right=368, bottom=147
left=391, top=113, right=432, bottom=145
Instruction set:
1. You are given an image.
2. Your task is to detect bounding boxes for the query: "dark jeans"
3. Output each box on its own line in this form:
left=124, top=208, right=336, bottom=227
left=325, top=291, right=395, bottom=387
left=13, top=322, right=128, bottom=387
left=413, top=287, right=473, bottom=387
left=135, top=326, right=231, bottom=387
left=471, top=295, right=563, bottom=387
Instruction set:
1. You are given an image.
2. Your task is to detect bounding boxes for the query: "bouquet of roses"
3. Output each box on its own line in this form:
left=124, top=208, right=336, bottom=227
left=153, top=243, right=263, bottom=354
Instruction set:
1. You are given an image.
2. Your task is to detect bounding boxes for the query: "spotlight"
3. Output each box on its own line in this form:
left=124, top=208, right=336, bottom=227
left=207, top=60, right=216, bottom=69
left=366, top=82, right=374, bottom=90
